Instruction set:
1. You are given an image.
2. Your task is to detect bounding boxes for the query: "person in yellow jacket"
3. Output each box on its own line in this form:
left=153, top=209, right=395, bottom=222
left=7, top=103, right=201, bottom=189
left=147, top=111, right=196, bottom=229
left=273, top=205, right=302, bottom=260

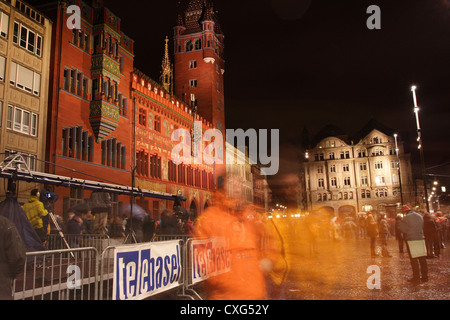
left=23, top=189, right=48, bottom=244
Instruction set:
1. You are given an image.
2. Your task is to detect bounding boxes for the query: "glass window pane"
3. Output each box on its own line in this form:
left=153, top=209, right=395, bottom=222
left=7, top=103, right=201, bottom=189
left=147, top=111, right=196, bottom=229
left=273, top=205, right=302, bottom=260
left=9, top=61, right=17, bottom=85
left=22, top=110, right=30, bottom=134
left=27, top=30, right=35, bottom=52
left=20, top=26, right=27, bottom=48
left=36, top=35, right=42, bottom=56
left=0, top=12, right=9, bottom=38
left=14, top=108, right=21, bottom=131
left=33, top=73, right=40, bottom=95
left=6, top=105, right=12, bottom=129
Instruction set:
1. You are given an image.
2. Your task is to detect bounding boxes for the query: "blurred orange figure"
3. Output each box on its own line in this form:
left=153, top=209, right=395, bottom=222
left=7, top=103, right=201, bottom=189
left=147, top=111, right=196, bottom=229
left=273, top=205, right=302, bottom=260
left=195, top=193, right=269, bottom=300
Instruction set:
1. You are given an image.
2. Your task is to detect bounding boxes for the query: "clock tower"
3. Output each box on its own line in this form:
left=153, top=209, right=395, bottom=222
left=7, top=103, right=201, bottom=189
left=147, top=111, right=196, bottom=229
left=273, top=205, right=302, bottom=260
left=174, top=0, right=225, bottom=133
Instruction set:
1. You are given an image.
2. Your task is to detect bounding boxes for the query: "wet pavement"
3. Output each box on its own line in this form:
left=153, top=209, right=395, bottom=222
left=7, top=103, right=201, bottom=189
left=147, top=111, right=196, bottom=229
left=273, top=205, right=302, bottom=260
left=274, top=222, right=450, bottom=300
left=154, top=219, right=450, bottom=301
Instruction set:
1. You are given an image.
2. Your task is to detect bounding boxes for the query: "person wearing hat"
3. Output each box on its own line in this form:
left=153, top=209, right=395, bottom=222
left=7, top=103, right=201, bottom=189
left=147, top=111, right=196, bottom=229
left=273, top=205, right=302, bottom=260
left=23, top=189, right=49, bottom=244
left=399, top=205, right=428, bottom=283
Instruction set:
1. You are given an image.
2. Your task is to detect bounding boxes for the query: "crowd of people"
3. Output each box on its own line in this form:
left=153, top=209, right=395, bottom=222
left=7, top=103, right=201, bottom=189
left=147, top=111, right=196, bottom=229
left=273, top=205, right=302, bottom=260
left=299, top=204, right=449, bottom=284
left=19, top=187, right=198, bottom=248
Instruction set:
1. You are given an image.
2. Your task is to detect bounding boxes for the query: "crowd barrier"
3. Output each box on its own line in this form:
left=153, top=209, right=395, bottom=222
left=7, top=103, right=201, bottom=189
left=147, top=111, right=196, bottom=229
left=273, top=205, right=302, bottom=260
left=47, top=234, right=111, bottom=253
left=13, top=234, right=225, bottom=301
left=13, top=247, right=99, bottom=300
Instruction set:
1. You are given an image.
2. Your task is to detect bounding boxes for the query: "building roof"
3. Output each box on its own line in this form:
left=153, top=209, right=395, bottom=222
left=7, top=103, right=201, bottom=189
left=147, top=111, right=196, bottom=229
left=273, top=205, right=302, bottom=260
left=311, top=124, right=348, bottom=148
left=351, top=118, right=395, bottom=143
left=177, top=0, right=223, bottom=35
left=310, top=118, right=396, bottom=149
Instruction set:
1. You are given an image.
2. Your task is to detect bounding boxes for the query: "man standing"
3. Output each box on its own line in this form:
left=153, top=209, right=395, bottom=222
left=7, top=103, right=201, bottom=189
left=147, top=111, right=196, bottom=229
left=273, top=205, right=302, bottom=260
left=399, top=205, right=428, bottom=283
left=89, top=191, right=112, bottom=235
left=23, top=189, right=49, bottom=244
left=0, top=216, right=26, bottom=300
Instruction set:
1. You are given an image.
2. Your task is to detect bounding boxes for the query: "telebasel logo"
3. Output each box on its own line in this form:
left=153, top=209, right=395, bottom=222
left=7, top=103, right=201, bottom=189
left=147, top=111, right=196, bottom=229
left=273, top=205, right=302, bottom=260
left=171, top=121, right=280, bottom=176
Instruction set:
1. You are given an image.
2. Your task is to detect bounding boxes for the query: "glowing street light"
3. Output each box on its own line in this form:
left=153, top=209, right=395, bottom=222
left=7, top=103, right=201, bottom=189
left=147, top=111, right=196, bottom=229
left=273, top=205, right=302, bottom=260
left=393, top=133, right=404, bottom=206
left=411, top=85, right=430, bottom=212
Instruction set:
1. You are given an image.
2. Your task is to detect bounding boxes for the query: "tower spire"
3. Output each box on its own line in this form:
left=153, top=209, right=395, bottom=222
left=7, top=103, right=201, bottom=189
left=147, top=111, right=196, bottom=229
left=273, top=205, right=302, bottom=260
left=160, top=36, right=173, bottom=94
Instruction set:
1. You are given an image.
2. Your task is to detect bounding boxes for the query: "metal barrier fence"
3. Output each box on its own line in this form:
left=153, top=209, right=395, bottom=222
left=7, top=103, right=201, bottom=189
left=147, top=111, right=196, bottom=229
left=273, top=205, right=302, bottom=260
left=12, top=235, right=218, bottom=301
left=13, top=247, right=99, bottom=300
left=47, top=234, right=111, bottom=253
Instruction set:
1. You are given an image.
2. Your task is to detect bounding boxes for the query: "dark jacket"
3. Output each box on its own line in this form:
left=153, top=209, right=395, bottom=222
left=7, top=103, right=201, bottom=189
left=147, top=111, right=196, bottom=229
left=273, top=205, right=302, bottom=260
left=89, top=192, right=112, bottom=214
left=161, top=211, right=179, bottom=235
left=423, top=214, right=437, bottom=239
left=367, top=215, right=379, bottom=238
left=399, top=210, right=425, bottom=241
left=395, top=217, right=404, bottom=240
left=0, top=216, right=26, bottom=300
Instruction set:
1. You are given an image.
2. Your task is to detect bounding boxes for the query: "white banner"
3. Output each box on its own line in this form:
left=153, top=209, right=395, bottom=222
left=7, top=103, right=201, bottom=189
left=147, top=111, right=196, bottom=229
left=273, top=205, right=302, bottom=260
left=113, top=241, right=182, bottom=300
left=190, top=237, right=231, bottom=284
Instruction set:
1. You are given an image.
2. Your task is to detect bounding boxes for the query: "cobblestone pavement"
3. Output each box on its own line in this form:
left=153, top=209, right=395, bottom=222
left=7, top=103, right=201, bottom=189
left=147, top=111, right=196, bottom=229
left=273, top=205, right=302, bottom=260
left=155, top=220, right=449, bottom=301
left=277, top=228, right=450, bottom=300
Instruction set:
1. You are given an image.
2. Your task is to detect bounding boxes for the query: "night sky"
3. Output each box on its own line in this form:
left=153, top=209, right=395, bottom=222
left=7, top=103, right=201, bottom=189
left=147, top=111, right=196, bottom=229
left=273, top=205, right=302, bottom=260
left=105, top=0, right=450, bottom=205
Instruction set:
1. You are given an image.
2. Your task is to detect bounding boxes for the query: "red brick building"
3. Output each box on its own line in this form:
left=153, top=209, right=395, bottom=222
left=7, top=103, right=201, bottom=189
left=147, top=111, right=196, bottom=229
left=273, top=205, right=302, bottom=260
left=29, top=0, right=133, bottom=219
left=174, top=0, right=225, bottom=131
left=131, top=68, right=216, bottom=219
left=174, top=0, right=227, bottom=189
left=30, top=0, right=223, bottom=221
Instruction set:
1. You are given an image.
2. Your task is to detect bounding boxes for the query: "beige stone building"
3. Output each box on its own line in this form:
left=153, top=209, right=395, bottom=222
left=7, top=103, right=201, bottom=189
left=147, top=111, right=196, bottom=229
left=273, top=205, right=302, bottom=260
left=303, top=120, right=414, bottom=217
left=0, top=0, right=52, bottom=203
left=225, top=142, right=253, bottom=205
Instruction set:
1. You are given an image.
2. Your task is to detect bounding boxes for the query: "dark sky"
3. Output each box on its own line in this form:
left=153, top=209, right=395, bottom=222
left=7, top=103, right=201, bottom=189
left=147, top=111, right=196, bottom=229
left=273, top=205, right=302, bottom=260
left=105, top=0, right=450, bottom=205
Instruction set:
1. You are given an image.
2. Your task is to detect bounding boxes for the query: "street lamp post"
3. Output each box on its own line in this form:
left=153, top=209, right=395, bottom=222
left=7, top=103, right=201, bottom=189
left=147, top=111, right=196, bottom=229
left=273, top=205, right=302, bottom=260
left=411, top=86, right=430, bottom=212
left=393, top=134, right=404, bottom=207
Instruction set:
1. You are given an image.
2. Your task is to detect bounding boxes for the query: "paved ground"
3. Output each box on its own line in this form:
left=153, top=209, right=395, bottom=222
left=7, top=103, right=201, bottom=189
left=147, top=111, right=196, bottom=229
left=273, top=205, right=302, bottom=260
left=272, top=222, right=450, bottom=300
left=154, top=220, right=450, bottom=301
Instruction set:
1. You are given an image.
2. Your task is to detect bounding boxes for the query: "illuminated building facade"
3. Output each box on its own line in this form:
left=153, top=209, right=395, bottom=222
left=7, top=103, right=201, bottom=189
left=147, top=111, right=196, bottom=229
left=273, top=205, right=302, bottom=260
left=304, top=120, right=415, bottom=217
left=0, top=0, right=52, bottom=203
left=26, top=0, right=222, bottom=220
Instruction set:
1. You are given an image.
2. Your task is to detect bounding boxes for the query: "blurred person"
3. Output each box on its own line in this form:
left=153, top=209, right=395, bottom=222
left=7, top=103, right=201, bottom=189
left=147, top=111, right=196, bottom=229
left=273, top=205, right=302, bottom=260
left=358, top=215, right=367, bottom=239
left=66, top=211, right=83, bottom=248
left=23, top=189, right=48, bottom=244
left=305, top=212, right=320, bottom=255
left=330, top=217, right=341, bottom=241
left=437, top=213, right=447, bottom=247
left=423, top=213, right=438, bottom=258
left=183, top=217, right=194, bottom=235
left=89, top=191, right=112, bottom=235
left=194, top=193, right=268, bottom=300
left=399, top=205, right=428, bottom=283
left=0, top=216, right=26, bottom=300
left=143, top=212, right=155, bottom=242
left=379, top=215, right=392, bottom=257
left=122, top=203, right=147, bottom=243
left=395, top=215, right=405, bottom=253
left=367, top=213, right=379, bottom=257
left=435, top=213, right=446, bottom=249
left=160, top=209, right=179, bottom=235
left=342, top=216, right=357, bottom=239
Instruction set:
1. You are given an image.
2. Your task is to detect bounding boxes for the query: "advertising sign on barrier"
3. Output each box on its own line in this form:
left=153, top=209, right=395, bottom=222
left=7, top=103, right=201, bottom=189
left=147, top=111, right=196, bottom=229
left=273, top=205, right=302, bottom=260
left=113, top=241, right=182, bottom=300
left=191, top=237, right=231, bottom=284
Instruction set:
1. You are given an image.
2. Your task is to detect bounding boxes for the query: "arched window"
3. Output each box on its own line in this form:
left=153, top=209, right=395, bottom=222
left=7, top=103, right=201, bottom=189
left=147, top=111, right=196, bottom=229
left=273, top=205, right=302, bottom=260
left=186, top=40, right=193, bottom=52
left=194, top=39, right=201, bottom=50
